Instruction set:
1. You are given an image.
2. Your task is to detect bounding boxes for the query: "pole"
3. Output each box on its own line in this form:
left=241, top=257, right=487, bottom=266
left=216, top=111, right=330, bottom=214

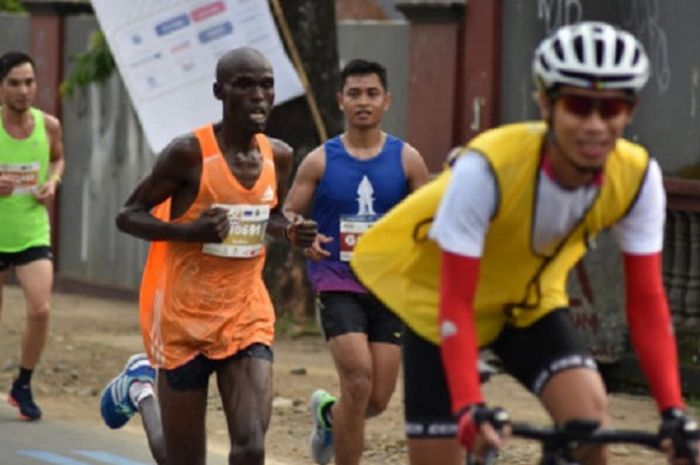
left=269, top=0, right=329, bottom=142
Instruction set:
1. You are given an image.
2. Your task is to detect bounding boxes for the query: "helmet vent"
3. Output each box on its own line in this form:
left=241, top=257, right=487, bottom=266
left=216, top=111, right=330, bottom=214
left=553, top=39, right=565, bottom=61
left=632, top=48, right=641, bottom=66
left=573, top=36, right=585, bottom=63
left=615, top=38, right=625, bottom=64
left=595, top=39, right=605, bottom=67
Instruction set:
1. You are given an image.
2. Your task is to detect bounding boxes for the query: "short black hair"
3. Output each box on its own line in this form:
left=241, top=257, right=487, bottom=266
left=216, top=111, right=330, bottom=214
left=0, top=51, right=35, bottom=81
left=340, top=59, right=388, bottom=91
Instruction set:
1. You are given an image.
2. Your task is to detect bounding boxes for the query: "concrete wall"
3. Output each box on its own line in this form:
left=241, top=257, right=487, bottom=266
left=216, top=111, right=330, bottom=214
left=376, top=0, right=405, bottom=19
left=59, top=15, right=155, bottom=290
left=0, top=12, right=30, bottom=54
left=500, top=0, right=700, bottom=176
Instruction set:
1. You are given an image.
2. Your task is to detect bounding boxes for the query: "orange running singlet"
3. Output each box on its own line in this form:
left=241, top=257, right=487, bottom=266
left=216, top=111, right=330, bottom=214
left=139, top=125, right=278, bottom=369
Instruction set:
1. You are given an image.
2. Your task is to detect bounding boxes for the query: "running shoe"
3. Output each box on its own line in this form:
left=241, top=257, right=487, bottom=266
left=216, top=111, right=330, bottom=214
left=8, top=382, right=42, bottom=421
left=309, top=388, right=336, bottom=465
left=100, top=353, right=155, bottom=429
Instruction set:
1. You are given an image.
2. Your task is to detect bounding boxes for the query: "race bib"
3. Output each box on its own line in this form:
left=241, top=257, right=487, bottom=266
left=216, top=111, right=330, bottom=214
left=0, top=162, right=40, bottom=195
left=202, top=204, right=269, bottom=258
left=339, top=215, right=376, bottom=262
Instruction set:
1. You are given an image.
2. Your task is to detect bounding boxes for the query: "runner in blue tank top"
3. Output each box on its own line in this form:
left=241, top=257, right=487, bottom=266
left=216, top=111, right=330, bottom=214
left=307, top=132, right=408, bottom=293
left=284, top=59, right=429, bottom=465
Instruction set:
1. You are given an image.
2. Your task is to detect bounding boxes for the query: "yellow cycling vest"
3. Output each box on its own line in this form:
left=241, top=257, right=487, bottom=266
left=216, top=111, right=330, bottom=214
left=350, top=122, right=649, bottom=346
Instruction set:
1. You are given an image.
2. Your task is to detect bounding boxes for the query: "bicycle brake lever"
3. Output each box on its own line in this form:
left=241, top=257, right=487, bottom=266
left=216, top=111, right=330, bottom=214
left=483, top=448, right=498, bottom=464
left=465, top=448, right=498, bottom=465
left=672, top=418, right=700, bottom=462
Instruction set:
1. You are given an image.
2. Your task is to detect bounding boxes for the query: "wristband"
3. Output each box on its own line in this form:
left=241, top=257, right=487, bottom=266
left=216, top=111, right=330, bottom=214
left=284, top=223, right=295, bottom=242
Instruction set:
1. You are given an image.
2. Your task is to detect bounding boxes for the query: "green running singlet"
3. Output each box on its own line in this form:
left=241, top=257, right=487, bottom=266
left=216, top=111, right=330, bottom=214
left=0, top=107, right=51, bottom=252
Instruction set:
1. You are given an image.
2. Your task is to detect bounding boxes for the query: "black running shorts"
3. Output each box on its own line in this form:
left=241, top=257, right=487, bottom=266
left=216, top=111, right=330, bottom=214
left=317, top=291, right=403, bottom=344
left=403, top=308, right=596, bottom=438
left=0, top=245, right=53, bottom=272
left=163, top=343, right=273, bottom=391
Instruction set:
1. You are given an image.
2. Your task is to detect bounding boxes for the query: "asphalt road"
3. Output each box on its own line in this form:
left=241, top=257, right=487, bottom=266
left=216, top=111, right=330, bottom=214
left=0, top=402, right=292, bottom=465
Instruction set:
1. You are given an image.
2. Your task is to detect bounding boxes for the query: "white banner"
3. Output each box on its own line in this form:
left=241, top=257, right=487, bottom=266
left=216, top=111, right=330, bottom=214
left=91, top=0, right=304, bottom=153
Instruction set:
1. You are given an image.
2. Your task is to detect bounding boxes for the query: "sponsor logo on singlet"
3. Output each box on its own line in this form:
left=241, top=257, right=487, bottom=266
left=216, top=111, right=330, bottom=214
left=202, top=204, right=270, bottom=258
left=339, top=176, right=377, bottom=261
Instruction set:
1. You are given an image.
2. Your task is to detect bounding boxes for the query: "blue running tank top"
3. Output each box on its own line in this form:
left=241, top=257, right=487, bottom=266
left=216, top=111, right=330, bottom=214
left=307, top=134, right=408, bottom=293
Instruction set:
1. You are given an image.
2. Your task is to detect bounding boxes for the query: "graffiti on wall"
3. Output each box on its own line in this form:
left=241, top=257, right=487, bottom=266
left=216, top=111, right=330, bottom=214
left=618, top=0, right=671, bottom=93
left=537, top=0, right=583, bottom=34
left=569, top=261, right=625, bottom=362
left=537, top=0, right=671, bottom=93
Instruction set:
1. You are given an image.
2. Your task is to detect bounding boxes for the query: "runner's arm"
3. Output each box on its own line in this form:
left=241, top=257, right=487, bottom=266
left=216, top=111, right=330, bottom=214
left=613, top=159, right=684, bottom=411
left=281, top=146, right=327, bottom=251
left=34, top=113, right=64, bottom=202
left=268, top=138, right=294, bottom=234
left=430, top=153, right=497, bottom=412
left=624, top=252, right=684, bottom=411
left=45, top=113, right=64, bottom=184
left=116, top=135, right=229, bottom=243
left=401, top=142, right=430, bottom=192
left=439, top=251, right=484, bottom=412
left=283, top=145, right=324, bottom=219
left=269, top=138, right=317, bottom=248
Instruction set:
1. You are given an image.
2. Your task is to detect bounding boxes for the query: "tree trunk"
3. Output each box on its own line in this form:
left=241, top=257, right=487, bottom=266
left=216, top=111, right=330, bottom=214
left=264, top=0, right=342, bottom=335
left=266, top=0, right=343, bottom=158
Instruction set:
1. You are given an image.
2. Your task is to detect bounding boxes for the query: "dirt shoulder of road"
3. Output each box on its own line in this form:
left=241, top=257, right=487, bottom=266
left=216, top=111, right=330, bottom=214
left=0, top=285, right=689, bottom=464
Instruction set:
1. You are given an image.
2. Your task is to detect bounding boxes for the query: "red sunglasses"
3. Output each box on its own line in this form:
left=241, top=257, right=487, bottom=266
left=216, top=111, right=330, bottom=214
left=554, top=93, right=636, bottom=119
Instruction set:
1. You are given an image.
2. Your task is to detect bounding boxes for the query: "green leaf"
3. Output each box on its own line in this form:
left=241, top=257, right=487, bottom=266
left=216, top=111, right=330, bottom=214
left=61, top=30, right=116, bottom=98
left=0, top=0, right=26, bottom=12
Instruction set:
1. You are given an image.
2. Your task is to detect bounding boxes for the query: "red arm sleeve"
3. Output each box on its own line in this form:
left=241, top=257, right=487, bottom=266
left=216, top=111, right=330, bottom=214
left=623, top=252, right=684, bottom=411
left=439, top=250, right=483, bottom=414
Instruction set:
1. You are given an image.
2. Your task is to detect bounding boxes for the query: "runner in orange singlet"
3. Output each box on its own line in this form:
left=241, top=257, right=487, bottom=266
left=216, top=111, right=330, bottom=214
left=98, top=47, right=316, bottom=465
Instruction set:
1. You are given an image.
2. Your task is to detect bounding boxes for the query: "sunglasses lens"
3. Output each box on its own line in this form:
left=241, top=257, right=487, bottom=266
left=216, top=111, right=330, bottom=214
left=598, top=98, right=632, bottom=118
left=561, top=95, right=594, bottom=117
left=559, top=94, right=633, bottom=119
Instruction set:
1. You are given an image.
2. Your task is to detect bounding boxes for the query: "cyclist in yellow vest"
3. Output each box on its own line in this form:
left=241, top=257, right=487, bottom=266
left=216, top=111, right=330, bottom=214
left=0, top=51, right=64, bottom=421
left=351, top=22, right=698, bottom=465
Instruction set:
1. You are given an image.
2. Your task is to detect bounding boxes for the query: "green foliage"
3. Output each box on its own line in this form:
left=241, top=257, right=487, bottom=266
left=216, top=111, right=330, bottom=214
left=0, top=0, right=26, bottom=12
left=60, top=30, right=116, bottom=98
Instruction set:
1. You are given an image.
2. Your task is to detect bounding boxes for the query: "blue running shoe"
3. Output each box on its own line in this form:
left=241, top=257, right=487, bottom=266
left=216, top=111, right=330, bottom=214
left=8, top=383, right=42, bottom=421
left=100, top=353, right=155, bottom=429
left=309, top=389, right=336, bottom=465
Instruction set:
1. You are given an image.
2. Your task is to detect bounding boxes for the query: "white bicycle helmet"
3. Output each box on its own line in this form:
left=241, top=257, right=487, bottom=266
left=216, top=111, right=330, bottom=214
left=533, top=21, right=649, bottom=94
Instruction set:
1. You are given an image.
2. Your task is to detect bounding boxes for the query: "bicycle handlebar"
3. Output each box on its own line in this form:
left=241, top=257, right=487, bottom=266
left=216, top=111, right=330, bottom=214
left=471, top=420, right=663, bottom=465
left=509, top=421, right=662, bottom=450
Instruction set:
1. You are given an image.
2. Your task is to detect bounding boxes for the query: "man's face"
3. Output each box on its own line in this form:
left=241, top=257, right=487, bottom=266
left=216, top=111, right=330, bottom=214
left=218, top=64, right=274, bottom=134
left=0, top=62, right=36, bottom=113
left=539, top=86, right=636, bottom=172
left=337, top=73, right=390, bottom=130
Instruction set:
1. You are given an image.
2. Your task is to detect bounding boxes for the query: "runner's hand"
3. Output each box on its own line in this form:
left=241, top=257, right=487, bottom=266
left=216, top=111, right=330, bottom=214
left=33, top=179, right=58, bottom=204
left=190, top=207, right=230, bottom=243
left=0, top=175, right=14, bottom=196
left=459, top=405, right=510, bottom=462
left=303, top=233, right=332, bottom=262
left=286, top=218, right=317, bottom=248
left=659, top=408, right=700, bottom=465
